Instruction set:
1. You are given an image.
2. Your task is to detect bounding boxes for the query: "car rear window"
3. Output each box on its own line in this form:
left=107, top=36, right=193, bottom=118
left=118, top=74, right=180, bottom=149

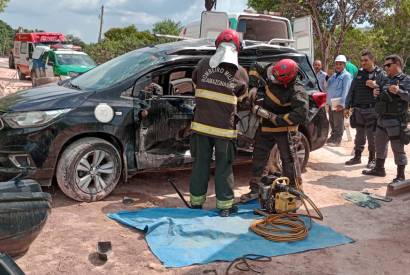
left=237, top=17, right=289, bottom=41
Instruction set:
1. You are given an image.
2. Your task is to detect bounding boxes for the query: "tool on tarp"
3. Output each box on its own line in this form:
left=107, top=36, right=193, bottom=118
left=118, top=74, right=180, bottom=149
left=251, top=176, right=323, bottom=242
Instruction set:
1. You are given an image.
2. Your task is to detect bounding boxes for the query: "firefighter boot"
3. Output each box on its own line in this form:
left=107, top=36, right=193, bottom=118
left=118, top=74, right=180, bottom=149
left=219, top=205, right=238, bottom=217
left=392, top=165, right=406, bottom=183
left=367, top=151, right=376, bottom=169
left=362, top=158, right=386, bottom=177
left=345, top=150, right=362, bottom=165
left=240, top=177, right=260, bottom=203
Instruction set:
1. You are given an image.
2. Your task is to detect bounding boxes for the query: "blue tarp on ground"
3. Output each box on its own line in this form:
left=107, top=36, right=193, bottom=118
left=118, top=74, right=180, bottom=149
left=108, top=201, right=354, bottom=268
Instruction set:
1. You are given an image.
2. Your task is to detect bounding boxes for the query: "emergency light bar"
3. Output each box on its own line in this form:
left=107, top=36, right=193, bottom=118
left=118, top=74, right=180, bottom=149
left=50, top=44, right=82, bottom=51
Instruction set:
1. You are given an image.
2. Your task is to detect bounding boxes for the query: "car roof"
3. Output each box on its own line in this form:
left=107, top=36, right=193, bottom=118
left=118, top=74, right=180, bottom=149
left=53, top=50, right=88, bottom=55
left=152, top=38, right=302, bottom=59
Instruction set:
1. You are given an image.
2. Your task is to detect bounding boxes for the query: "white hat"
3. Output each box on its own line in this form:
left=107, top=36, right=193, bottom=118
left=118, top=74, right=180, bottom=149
left=209, top=42, right=238, bottom=68
left=335, top=55, right=347, bottom=63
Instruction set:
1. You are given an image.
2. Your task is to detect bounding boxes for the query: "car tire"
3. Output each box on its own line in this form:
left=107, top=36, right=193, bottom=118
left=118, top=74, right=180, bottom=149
left=17, top=69, right=26, bottom=80
left=56, top=138, right=122, bottom=202
left=266, top=132, right=310, bottom=175
left=9, top=54, right=15, bottom=69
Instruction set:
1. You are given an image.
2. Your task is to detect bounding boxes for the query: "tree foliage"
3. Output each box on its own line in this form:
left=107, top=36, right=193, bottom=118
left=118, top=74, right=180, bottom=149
left=152, top=19, right=182, bottom=36
left=152, top=19, right=183, bottom=43
left=84, top=25, right=156, bottom=64
left=65, top=34, right=86, bottom=48
left=0, top=0, right=9, bottom=13
left=373, top=0, right=410, bottom=70
left=0, top=19, right=13, bottom=56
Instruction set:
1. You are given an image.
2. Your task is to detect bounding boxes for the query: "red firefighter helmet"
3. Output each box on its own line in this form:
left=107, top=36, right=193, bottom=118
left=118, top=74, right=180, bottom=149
left=271, top=59, right=299, bottom=86
left=215, top=29, right=241, bottom=51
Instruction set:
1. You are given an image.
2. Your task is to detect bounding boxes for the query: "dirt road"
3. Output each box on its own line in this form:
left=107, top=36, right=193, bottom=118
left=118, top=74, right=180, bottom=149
left=13, top=141, right=410, bottom=275
left=0, top=57, right=32, bottom=96
left=0, top=60, right=409, bottom=274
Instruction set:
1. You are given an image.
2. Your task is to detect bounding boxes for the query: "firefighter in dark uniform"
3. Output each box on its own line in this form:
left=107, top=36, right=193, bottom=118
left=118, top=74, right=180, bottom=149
left=189, top=29, right=249, bottom=217
left=363, top=54, right=410, bottom=183
left=240, top=59, right=309, bottom=202
left=345, top=50, right=386, bottom=168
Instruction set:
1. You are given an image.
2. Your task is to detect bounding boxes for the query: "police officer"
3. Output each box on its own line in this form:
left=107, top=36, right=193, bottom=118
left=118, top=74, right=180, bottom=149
left=345, top=50, right=385, bottom=168
left=240, top=59, right=308, bottom=202
left=363, top=54, right=410, bottom=183
left=189, top=29, right=249, bottom=217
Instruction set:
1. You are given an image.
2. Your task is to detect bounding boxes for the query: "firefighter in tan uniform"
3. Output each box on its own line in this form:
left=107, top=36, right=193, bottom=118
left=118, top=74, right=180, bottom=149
left=240, top=59, right=309, bottom=202
left=189, top=29, right=248, bottom=217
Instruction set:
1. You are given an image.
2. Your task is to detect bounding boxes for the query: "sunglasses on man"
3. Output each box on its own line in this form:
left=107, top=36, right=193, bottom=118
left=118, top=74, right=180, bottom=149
left=383, top=62, right=395, bottom=68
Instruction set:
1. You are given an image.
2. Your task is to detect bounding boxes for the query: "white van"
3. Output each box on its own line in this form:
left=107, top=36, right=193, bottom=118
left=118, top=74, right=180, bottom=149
left=179, top=10, right=314, bottom=61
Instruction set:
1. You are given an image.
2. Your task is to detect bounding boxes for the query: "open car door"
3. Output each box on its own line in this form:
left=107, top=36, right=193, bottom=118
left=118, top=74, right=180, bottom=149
left=293, top=16, right=314, bottom=62
left=200, top=11, right=229, bottom=38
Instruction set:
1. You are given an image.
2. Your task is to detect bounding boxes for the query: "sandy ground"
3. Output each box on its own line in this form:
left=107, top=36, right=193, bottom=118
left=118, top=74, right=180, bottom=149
left=1, top=58, right=409, bottom=274
left=0, top=58, right=32, bottom=96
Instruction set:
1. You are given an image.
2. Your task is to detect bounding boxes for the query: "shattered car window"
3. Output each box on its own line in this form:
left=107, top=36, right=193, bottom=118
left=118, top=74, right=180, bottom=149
left=70, top=48, right=165, bottom=91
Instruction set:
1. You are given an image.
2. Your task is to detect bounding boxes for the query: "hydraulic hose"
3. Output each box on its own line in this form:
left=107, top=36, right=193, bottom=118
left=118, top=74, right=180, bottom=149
left=250, top=177, right=323, bottom=242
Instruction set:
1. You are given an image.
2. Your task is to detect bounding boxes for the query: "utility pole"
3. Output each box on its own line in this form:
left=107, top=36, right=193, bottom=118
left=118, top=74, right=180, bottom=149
left=98, top=5, right=104, bottom=43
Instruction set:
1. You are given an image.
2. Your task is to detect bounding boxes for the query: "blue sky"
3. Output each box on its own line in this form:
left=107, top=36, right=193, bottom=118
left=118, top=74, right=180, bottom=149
left=1, top=0, right=248, bottom=43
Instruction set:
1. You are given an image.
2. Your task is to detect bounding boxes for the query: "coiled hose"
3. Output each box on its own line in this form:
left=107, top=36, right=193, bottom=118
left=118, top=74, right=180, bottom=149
left=250, top=177, right=323, bottom=242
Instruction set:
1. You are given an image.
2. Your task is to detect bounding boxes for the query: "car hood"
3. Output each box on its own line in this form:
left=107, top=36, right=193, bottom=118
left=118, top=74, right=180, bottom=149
left=0, top=84, right=93, bottom=112
left=58, top=64, right=95, bottom=75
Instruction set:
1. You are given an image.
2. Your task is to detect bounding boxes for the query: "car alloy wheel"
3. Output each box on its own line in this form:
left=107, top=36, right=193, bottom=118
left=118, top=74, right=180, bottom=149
left=75, top=150, right=115, bottom=194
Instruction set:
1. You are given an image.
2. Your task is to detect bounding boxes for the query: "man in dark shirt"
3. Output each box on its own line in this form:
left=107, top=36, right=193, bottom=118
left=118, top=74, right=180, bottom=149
left=363, top=54, right=410, bottom=184
left=345, top=50, right=385, bottom=168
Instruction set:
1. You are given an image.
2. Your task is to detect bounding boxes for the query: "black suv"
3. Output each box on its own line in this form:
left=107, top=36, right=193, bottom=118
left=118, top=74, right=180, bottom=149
left=0, top=39, right=328, bottom=202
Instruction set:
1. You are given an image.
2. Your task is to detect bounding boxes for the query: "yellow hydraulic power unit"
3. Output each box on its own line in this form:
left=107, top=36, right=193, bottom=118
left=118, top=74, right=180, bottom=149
left=251, top=175, right=323, bottom=242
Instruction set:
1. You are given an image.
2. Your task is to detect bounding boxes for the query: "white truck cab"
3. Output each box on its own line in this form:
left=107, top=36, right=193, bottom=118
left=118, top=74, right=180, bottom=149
left=179, top=10, right=314, bottom=61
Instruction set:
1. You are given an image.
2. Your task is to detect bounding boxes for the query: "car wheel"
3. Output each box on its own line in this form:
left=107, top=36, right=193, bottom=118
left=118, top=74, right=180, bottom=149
left=17, top=69, right=26, bottom=80
left=266, top=132, right=310, bottom=175
left=9, top=55, right=15, bottom=69
left=56, top=138, right=122, bottom=202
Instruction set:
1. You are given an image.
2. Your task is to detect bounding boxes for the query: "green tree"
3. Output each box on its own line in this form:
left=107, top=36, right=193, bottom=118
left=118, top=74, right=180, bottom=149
left=374, top=0, right=410, bottom=71
left=84, top=25, right=156, bottom=64
left=65, top=34, right=86, bottom=48
left=247, top=0, right=282, bottom=12
left=0, top=0, right=9, bottom=12
left=338, top=27, right=387, bottom=67
left=0, top=19, right=13, bottom=56
left=152, top=19, right=182, bottom=36
left=152, top=19, right=182, bottom=43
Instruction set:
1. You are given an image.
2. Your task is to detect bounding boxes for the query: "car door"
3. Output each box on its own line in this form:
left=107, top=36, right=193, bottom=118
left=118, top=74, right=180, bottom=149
left=43, top=52, right=55, bottom=77
left=134, top=65, right=196, bottom=170
left=292, top=16, right=314, bottom=62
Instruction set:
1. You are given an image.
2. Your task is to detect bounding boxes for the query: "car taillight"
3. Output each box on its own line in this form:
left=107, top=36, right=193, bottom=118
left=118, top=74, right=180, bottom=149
left=311, top=91, right=327, bottom=109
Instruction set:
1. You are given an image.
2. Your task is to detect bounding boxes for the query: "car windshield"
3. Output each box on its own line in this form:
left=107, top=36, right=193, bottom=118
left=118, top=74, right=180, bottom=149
left=70, top=48, right=164, bottom=91
left=56, top=53, right=96, bottom=66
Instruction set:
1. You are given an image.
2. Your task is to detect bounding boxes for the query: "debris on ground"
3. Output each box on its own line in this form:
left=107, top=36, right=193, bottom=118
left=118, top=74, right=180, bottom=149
left=341, top=191, right=389, bottom=209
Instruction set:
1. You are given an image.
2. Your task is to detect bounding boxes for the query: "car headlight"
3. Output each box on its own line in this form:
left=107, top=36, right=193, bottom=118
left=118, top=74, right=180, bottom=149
left=2, top=109, right=71, bottom=128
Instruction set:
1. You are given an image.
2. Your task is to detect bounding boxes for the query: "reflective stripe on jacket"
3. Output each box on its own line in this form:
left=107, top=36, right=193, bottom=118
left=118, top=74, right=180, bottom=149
left=191, top=57, right=249, bottom=139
